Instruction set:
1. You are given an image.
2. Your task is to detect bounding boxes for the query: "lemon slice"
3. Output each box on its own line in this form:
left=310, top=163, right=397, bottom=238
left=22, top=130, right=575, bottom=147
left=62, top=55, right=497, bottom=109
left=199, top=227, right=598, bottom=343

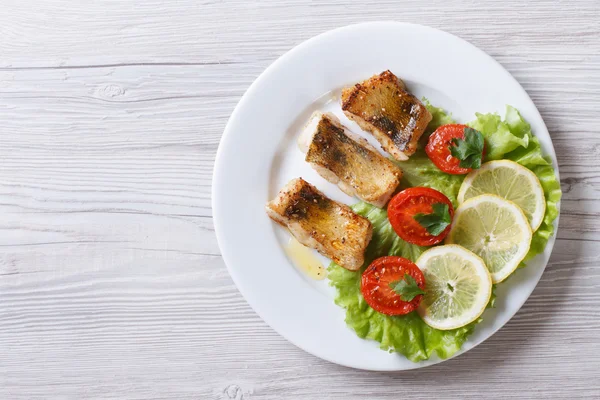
left=416, top=245, right=492, bottom=330
left=458, top=160, right=546, bottom=232
left=446, top=194, right=532, bottom=283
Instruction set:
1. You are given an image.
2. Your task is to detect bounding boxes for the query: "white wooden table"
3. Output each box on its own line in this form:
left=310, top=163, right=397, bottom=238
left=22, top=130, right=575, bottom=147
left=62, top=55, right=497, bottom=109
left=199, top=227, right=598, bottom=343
left=1, top=1, right=599, bottom=398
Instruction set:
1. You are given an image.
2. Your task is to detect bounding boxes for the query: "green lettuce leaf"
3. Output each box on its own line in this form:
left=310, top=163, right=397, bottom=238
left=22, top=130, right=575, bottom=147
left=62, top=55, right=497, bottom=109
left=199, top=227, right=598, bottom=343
left=328, top=104, right=560, bottom=362
left=423, top=98, right=455, bottom=135
left=468, top=109, right=529, bottom=160
left=396, top=152, right=464, bottom=208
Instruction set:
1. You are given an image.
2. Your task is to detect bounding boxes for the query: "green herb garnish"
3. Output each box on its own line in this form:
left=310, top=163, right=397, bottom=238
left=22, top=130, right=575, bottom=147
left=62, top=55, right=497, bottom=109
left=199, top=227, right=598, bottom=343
left=390, top=273, right=426, bottom=301
left=449, top=127, right=484, bottom=169
left=414, top=203, right=451, bottom=236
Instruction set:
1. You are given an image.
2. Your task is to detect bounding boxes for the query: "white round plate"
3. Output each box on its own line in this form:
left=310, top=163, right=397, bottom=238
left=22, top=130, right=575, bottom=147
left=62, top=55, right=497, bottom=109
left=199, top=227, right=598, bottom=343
left=212, top=22, right=560, bottom=371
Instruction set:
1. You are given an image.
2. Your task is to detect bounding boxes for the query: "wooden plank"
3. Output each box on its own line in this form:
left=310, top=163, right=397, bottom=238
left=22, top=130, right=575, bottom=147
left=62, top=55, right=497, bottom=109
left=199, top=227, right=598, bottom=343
left=0, top=0, right=599, bottom=398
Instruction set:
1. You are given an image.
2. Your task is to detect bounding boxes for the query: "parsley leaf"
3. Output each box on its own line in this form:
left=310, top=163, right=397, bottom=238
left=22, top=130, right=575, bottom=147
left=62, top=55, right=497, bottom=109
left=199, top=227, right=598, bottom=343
left=413, top=203, right=451, bottom=236
left=389, top=273, right=426, bottom=302
left=449, top=127, right=484, bottom=169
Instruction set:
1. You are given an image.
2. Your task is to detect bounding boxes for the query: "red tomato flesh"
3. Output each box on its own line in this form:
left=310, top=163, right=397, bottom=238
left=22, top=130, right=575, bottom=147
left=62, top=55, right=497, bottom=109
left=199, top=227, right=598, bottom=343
left=361, top=256, right=426, bottom=316
left=387, top=187, right=454, bottom=246
left=425, top=124, right=482, bottom=175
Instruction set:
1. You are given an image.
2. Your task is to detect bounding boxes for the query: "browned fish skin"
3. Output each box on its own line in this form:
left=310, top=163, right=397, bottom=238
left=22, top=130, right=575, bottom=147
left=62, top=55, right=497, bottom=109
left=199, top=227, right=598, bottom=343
left=341, top=70, right=432, bottom=160
left=265, top=178, right=372, bottom=271
left=300, top=112, right=402, bottom=207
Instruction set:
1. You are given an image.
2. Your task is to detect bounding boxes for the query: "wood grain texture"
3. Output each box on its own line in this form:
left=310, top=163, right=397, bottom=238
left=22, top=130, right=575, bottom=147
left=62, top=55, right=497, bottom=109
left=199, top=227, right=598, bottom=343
left=1, top=0, right=599, bottom=398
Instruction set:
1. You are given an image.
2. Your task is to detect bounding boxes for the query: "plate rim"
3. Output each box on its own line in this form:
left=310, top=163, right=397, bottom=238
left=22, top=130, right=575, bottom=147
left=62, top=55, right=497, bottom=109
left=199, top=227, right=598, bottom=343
left=212, top=21, right=561, bottom=371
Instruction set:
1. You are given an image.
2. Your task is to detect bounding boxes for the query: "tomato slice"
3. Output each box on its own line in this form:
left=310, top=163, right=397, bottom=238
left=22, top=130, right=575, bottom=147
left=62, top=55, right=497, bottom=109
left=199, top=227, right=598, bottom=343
left=425, top=124, right=483, bottom=175
left=361, top=256, right=426, bottom=316
left=387, top=187, right=454, bottom=246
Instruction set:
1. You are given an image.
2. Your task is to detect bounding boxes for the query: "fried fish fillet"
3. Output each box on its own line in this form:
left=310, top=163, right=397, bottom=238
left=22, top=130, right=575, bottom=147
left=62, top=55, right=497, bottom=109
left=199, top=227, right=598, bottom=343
left=341, top=70, right=432, bottom=161
left=265, top=178, right=372, bottom=271
left=298, top=111, right=402, bottom=208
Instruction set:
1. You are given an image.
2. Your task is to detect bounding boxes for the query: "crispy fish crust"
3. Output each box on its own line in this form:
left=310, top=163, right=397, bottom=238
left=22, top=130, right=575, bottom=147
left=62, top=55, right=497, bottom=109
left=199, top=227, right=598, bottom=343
left=341, top=70, right=432, bottom=160
left=298, top=111, right=402, bottom=208
left=265, top=178, right=372, bottom=270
